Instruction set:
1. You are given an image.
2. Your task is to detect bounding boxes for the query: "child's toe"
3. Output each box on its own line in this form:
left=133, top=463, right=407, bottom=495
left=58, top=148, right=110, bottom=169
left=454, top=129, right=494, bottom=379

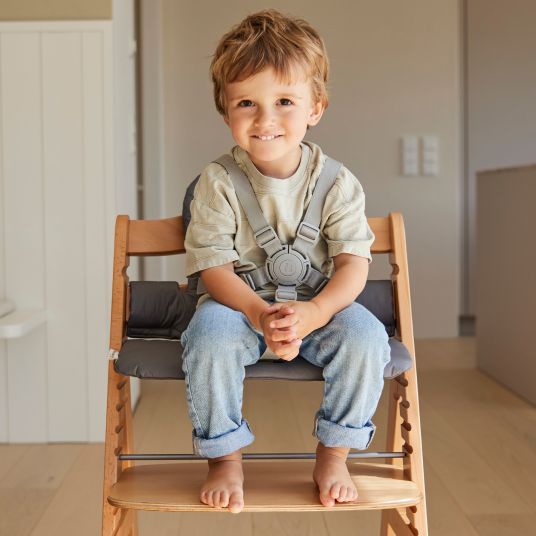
left=220, top=490, right=229, bottom=507
left=330, top=483, right=342, bottom=499
left=228, top=490, right=244, bottom=513
left=319, top=491, right=335, bottom=507
left=337, top=486, right=348, bottom=501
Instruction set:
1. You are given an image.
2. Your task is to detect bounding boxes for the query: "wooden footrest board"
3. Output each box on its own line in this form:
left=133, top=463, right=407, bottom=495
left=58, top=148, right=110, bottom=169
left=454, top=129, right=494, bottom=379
left=108, top=460, right=422, bottom=512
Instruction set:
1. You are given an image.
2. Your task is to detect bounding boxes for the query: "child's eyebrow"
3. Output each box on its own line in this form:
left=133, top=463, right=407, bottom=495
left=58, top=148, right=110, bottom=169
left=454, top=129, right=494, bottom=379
left=280, top=93, right=304, bottom=100
left=229, top=93, right=304, bottom=102
left=229, top=95, right=251, bottom=102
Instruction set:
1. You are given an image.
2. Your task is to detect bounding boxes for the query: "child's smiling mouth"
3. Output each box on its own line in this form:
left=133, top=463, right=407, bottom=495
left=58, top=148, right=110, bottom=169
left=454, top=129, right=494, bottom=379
left=252, top=134, right=283, bottom=141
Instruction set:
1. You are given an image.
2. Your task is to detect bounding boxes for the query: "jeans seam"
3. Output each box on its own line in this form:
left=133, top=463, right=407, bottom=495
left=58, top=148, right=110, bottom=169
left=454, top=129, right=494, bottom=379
left=181, top=352, right=204, bottom=441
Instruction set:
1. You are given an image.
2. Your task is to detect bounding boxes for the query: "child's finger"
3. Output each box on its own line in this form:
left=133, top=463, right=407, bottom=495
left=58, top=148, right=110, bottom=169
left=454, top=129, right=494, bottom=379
left=271, top=327, right=297, bottom=342
left=270, top=314, right=298, bottom=329
left=268, top=331, right=298, bottom=349
left=275, top=339, right=302, bottom=360
left=279, top=305, right=295, bottom=315
left=265, top=303, right=284, bottom=313
left=275, top=336, right=301, bottom=349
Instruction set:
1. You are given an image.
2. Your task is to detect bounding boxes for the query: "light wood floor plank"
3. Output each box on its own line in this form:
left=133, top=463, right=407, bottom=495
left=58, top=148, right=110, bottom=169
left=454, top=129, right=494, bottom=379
left=0, top=444, right=82, bottom=536
left=0, top=444, right=31, bottom=480
left=30, top=444, right=104, bottom=536
left=423, top=461, right=480, bottom=536
left=252, top=512, right=329, bottom=535
left=243, top=380, right=307, bottom=452
left=419, top=398, right=531, bottom=516
left=415, top=338, right=476, bottom=370
left=420, top=369, right=536, bottom=511
left=468, top=513, right=536, bottom=536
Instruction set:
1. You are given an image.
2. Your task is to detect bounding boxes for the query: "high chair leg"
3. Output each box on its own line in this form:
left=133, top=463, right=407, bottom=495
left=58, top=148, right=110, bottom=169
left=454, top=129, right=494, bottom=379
left=381, top=380, right=404, bottom=536
left=380, top=371, right=428, bottom=535
left=102, top=363, right=138, bottom=536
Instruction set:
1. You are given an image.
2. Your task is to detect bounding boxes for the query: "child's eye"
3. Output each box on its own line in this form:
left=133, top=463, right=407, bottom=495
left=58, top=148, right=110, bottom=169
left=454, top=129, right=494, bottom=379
left=279, top=98, right=293, bottom=106
left=238, top=100, right=254, bottom=107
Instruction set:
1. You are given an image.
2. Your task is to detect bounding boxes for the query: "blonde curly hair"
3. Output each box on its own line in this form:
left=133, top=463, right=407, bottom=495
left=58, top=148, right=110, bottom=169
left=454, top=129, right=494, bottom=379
left=210, top=9, right=329, bottom=116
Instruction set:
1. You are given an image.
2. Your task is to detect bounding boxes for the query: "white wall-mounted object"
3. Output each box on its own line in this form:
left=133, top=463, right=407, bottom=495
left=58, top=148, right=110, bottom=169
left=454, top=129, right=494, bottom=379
left=0, top=301, right=14, bottom=318
left=421, top=135, right=439, bottom=176
left=0, top=310, right=46, bottom=339
left=400, top=135, right=419, bottom=176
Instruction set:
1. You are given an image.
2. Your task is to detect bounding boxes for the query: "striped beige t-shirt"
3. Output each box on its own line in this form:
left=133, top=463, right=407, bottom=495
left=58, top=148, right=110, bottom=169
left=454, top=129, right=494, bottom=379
left=185, top=141, right=374, bottom=305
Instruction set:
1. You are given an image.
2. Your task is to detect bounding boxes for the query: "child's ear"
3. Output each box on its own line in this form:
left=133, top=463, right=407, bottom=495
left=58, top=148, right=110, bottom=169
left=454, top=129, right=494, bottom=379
left=223, top=114, right=230, bottom=126
left=308, top=101, right=324, bottom=126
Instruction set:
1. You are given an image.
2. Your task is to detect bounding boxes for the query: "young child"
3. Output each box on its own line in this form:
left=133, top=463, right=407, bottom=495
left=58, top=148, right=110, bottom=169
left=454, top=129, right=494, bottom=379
left=181, top=9, right=391, bottom=513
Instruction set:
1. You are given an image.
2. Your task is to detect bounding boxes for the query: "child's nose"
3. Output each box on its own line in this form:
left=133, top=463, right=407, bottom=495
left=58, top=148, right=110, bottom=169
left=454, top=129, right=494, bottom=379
left=254, top=107, right=275, bottom=127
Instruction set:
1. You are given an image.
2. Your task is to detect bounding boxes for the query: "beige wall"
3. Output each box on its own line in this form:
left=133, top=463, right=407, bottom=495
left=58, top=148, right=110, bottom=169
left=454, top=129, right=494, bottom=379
left=0, top=0, right=111, bottom=20
left=466, top=0, right=536, bottom=315
left=143, top=0, right=462, bottom=337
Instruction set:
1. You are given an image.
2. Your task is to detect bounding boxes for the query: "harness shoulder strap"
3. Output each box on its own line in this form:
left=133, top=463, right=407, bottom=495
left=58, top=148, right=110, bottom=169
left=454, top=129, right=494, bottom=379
left=213, top=154, right=283, bottom=257
left=292, top=156, right=342, bottom=256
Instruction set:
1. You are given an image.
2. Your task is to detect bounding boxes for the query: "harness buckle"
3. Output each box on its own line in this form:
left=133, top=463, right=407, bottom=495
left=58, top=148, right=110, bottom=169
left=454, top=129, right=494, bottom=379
left=254, top=226, right=279, bottom=249
left=275, top=286, right=298, bottom=302
left=296, top=222, right=320, bottom=244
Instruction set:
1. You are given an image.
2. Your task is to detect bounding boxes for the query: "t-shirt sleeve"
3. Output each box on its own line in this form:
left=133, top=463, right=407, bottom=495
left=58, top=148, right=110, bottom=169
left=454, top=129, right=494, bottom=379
left=184, top=164, right=239, bottom=277
left=321, top=166, right=375, bottom=263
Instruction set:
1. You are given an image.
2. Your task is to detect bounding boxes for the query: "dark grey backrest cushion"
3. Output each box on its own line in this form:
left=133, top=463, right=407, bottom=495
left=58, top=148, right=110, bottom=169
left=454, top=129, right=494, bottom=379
left=127, top=279, right=395, bottom=338
left=127, top=281, right=197, bottom=339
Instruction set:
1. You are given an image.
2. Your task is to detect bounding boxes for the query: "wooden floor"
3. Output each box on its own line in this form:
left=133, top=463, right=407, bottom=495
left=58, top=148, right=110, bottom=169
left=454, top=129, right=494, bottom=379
left=1, top=337, right=535, bottom=535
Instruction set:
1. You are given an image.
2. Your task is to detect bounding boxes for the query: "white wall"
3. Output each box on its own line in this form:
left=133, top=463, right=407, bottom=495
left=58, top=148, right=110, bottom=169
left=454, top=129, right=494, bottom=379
left=465, top=0, right=536, bottom=315
left=142, top=0, right=462, bottom=337
left=0, top=21, right=115, bottom=442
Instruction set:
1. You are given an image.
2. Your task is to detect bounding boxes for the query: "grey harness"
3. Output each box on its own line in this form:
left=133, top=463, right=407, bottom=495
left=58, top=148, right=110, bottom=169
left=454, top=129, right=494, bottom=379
left=197, top=154, right=343, bottom=302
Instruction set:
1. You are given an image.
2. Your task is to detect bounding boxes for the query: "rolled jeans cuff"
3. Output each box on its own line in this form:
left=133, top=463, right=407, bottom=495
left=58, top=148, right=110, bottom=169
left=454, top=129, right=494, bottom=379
left=312, top=415, right=376, bottom=450
left=192, top=419, right=255, bottom=458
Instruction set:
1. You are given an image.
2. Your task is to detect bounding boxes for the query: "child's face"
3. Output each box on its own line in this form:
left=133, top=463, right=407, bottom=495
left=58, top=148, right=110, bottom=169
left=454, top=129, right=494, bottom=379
left=223, top=67, right=324, bottom=178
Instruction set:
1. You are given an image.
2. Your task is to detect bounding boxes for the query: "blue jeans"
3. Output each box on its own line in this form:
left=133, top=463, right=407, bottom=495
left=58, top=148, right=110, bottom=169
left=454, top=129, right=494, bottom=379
left=180, top=298, right=391, bottom=458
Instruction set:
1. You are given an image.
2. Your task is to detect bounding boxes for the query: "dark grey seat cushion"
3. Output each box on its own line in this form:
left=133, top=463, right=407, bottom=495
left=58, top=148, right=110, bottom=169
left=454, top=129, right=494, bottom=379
left=114, top=337, right=412, bottom=380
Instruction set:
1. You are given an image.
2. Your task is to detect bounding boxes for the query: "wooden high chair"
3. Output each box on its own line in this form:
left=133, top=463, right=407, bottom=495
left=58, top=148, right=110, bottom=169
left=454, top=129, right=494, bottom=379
left=101, top=212, right=428, bottom=535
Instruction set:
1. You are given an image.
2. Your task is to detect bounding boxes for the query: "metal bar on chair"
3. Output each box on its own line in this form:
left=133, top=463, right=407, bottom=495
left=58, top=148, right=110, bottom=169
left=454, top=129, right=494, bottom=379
left=118, top=451, right=406, bottom=461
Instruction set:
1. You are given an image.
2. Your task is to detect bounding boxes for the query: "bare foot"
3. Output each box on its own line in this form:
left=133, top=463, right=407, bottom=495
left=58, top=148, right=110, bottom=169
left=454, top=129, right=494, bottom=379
left=312, top=443, right=359, bottom=507
left=200, top=450, right=244, bottom=513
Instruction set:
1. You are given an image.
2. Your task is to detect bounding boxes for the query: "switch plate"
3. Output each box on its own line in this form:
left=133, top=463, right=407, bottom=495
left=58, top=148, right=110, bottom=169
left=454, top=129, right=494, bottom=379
left=401, top=135, right=419, bottom=176
left=421, top=135, right=439, bottom=176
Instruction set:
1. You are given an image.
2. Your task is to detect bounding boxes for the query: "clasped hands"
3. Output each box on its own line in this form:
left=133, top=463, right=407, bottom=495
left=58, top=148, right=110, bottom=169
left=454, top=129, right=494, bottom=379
left=258, top=300, right=326, bottom=361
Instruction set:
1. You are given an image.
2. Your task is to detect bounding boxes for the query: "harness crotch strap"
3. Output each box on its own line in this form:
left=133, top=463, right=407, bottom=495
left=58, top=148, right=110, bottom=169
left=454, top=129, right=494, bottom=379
left=197, top=154, right=342, bottom=302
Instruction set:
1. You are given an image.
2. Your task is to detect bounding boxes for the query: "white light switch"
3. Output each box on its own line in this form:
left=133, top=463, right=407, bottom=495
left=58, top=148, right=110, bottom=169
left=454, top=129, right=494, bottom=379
left=421, top=135, right=439, bottom=176
left=401, top=136, right=419, bottom=176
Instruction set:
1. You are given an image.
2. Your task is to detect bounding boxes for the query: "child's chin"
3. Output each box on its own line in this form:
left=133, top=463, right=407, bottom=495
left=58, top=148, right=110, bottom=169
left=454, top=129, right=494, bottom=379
left=248, top=148, right=281, bottom=161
